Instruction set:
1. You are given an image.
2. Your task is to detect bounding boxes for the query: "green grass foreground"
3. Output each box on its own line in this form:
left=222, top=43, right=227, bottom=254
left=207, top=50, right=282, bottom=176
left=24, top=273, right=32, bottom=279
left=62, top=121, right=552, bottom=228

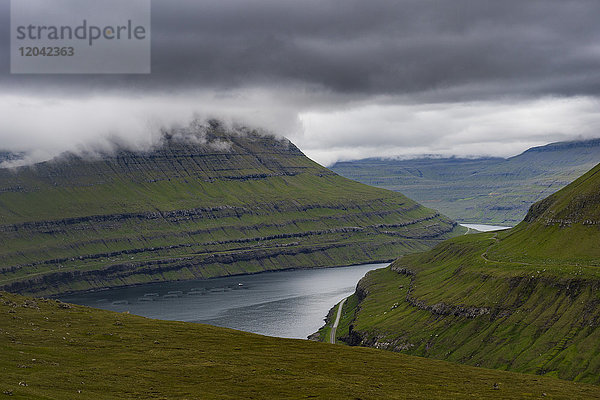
left=1, top=292, right=598, bottom=399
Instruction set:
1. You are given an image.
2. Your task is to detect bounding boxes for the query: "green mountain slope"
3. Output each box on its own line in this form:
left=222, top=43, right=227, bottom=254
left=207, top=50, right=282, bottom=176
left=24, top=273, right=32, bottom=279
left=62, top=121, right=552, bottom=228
left=322, top=163, right=600, bottom=384
left=1, top=291, right=598, bottom=399
left=0, top=121, right=463, bottom=296
left=331, top=138, right=600, bottom=224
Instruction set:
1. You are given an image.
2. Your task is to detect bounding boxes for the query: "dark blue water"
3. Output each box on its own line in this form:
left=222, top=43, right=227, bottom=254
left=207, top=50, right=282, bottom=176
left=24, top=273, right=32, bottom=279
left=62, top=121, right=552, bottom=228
left=59, top=263, right=387, bottom=339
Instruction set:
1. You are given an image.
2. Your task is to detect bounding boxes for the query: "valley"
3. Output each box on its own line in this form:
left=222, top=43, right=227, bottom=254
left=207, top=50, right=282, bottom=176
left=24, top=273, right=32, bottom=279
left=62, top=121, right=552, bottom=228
left=2, top=123, right=599, bottom=396
left=322, top=161, right=600, bottom=384
left=3, top=2, right=600, bottom=398
left=331, top=138, right=600, bottom=225
left=0, top=121, right=463, bottom=296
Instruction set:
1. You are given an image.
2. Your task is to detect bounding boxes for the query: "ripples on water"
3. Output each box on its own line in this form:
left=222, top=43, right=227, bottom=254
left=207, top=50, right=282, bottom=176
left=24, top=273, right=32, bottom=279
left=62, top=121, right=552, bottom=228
left=59, top=263, right=387, bottom=339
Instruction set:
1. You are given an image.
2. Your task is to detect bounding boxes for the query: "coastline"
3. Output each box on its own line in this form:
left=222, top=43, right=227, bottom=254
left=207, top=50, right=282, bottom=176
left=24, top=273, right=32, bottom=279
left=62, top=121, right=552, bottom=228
left=51, top=259, right=393, bottom=299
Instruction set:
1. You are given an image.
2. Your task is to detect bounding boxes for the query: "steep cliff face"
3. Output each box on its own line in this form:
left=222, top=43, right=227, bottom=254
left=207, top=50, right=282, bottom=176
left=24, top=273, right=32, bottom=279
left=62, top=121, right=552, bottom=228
left=0, top=122, right=462, bottom=296
left=331, top=163, right=600, bottom=384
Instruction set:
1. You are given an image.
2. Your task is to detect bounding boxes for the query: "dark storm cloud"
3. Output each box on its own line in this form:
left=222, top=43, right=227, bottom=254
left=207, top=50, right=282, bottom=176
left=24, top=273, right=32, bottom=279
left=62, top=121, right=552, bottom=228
left=2, top=0, right=600, bottom=99
left=152, top=0, right=600, bottom=98
left=2, top=0, right=600, bottom=166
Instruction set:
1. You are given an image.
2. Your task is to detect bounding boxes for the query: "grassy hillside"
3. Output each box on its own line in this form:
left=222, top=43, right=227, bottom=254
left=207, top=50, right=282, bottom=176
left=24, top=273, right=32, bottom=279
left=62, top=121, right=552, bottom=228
left=331, top=138, right=600, bottom=224
left=1, top=291, right=598, bottom=399
left=322, top=162, right=600, bottom=384
left=0, top=121, right=463, bottom=296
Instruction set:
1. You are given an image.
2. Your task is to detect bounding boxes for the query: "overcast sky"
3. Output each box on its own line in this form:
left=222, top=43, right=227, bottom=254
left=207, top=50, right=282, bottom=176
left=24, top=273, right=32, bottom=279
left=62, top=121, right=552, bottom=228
left=2, top=0, right=600, bottom=165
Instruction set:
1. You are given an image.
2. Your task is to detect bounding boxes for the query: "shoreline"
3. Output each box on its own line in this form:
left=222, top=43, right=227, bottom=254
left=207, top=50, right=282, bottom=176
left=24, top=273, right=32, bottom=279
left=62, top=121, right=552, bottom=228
left=51, top=259, right=393, bottom=299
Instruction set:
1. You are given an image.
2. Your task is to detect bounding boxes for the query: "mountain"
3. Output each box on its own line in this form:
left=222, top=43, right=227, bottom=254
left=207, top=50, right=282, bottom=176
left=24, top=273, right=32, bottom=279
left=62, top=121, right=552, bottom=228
left=321, top=162, right=600, bottom=384
left=1, top=291, right=598, bottom=399
left=331, top=138, right=600, bottom=224
left=0, top=121, right=463, bottom=296
left=0, top=151, right=23, bottom=164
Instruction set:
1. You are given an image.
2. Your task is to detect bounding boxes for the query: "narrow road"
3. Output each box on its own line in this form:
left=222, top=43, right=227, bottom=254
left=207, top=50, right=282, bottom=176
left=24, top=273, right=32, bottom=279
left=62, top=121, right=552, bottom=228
left=330, top=298, right=347, bottom=344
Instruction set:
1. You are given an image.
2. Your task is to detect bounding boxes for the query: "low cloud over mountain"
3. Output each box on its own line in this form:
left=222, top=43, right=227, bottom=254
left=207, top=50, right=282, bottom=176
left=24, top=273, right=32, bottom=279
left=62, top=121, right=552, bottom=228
left=2, top=0, right=600, bottom=164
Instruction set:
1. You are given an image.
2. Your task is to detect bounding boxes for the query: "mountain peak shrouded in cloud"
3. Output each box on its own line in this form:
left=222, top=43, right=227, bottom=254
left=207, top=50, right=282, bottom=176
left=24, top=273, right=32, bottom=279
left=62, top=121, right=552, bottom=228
left=1, top=1, right=600, bottom=164
left=0, top=115, right=286, bottom=168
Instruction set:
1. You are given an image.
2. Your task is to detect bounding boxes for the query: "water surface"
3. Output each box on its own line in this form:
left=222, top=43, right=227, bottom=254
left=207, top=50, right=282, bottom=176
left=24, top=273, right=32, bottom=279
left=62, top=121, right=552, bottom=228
left=60, top=263, right=387, bottom=339
left=461, top=223, right=512, bottom=232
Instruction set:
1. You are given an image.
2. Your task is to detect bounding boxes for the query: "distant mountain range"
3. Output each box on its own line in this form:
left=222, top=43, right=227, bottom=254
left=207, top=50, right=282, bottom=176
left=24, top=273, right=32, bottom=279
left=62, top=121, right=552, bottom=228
left=325, top=160, right=600, bottom=384
left=331, top=138, right=600, bottom=224
left=0, top=121, right=462, bottom=296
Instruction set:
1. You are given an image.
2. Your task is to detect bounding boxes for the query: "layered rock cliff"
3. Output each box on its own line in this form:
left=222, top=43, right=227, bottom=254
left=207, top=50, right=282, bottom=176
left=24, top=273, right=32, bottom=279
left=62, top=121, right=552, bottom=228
left=328, top=162, right=600, bottom=384
left=0, top=121, right=462, bottom=295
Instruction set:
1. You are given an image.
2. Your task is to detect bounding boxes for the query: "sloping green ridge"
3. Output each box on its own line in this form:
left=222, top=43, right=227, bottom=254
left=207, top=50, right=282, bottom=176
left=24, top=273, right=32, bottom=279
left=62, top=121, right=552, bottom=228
left=1, top=291, right=598, bottom=399
left=328, top=163, right=600, bottom=384
left=0, top=124, right=462, bottom=296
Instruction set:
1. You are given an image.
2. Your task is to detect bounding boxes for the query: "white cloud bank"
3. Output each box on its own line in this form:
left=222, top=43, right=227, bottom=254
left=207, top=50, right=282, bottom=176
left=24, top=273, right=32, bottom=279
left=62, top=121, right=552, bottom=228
left=296, top=96, right=600, bottom=165
left=1, top=91, right=599, bottom=167
left=0, top=90, right=302, bottom=165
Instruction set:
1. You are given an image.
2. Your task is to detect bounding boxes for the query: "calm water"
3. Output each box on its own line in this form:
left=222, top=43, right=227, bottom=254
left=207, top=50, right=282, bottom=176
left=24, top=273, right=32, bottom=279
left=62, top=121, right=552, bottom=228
left=461, top=223, right=512, bottom=232
left=59, top=263, right=387, bottom=339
